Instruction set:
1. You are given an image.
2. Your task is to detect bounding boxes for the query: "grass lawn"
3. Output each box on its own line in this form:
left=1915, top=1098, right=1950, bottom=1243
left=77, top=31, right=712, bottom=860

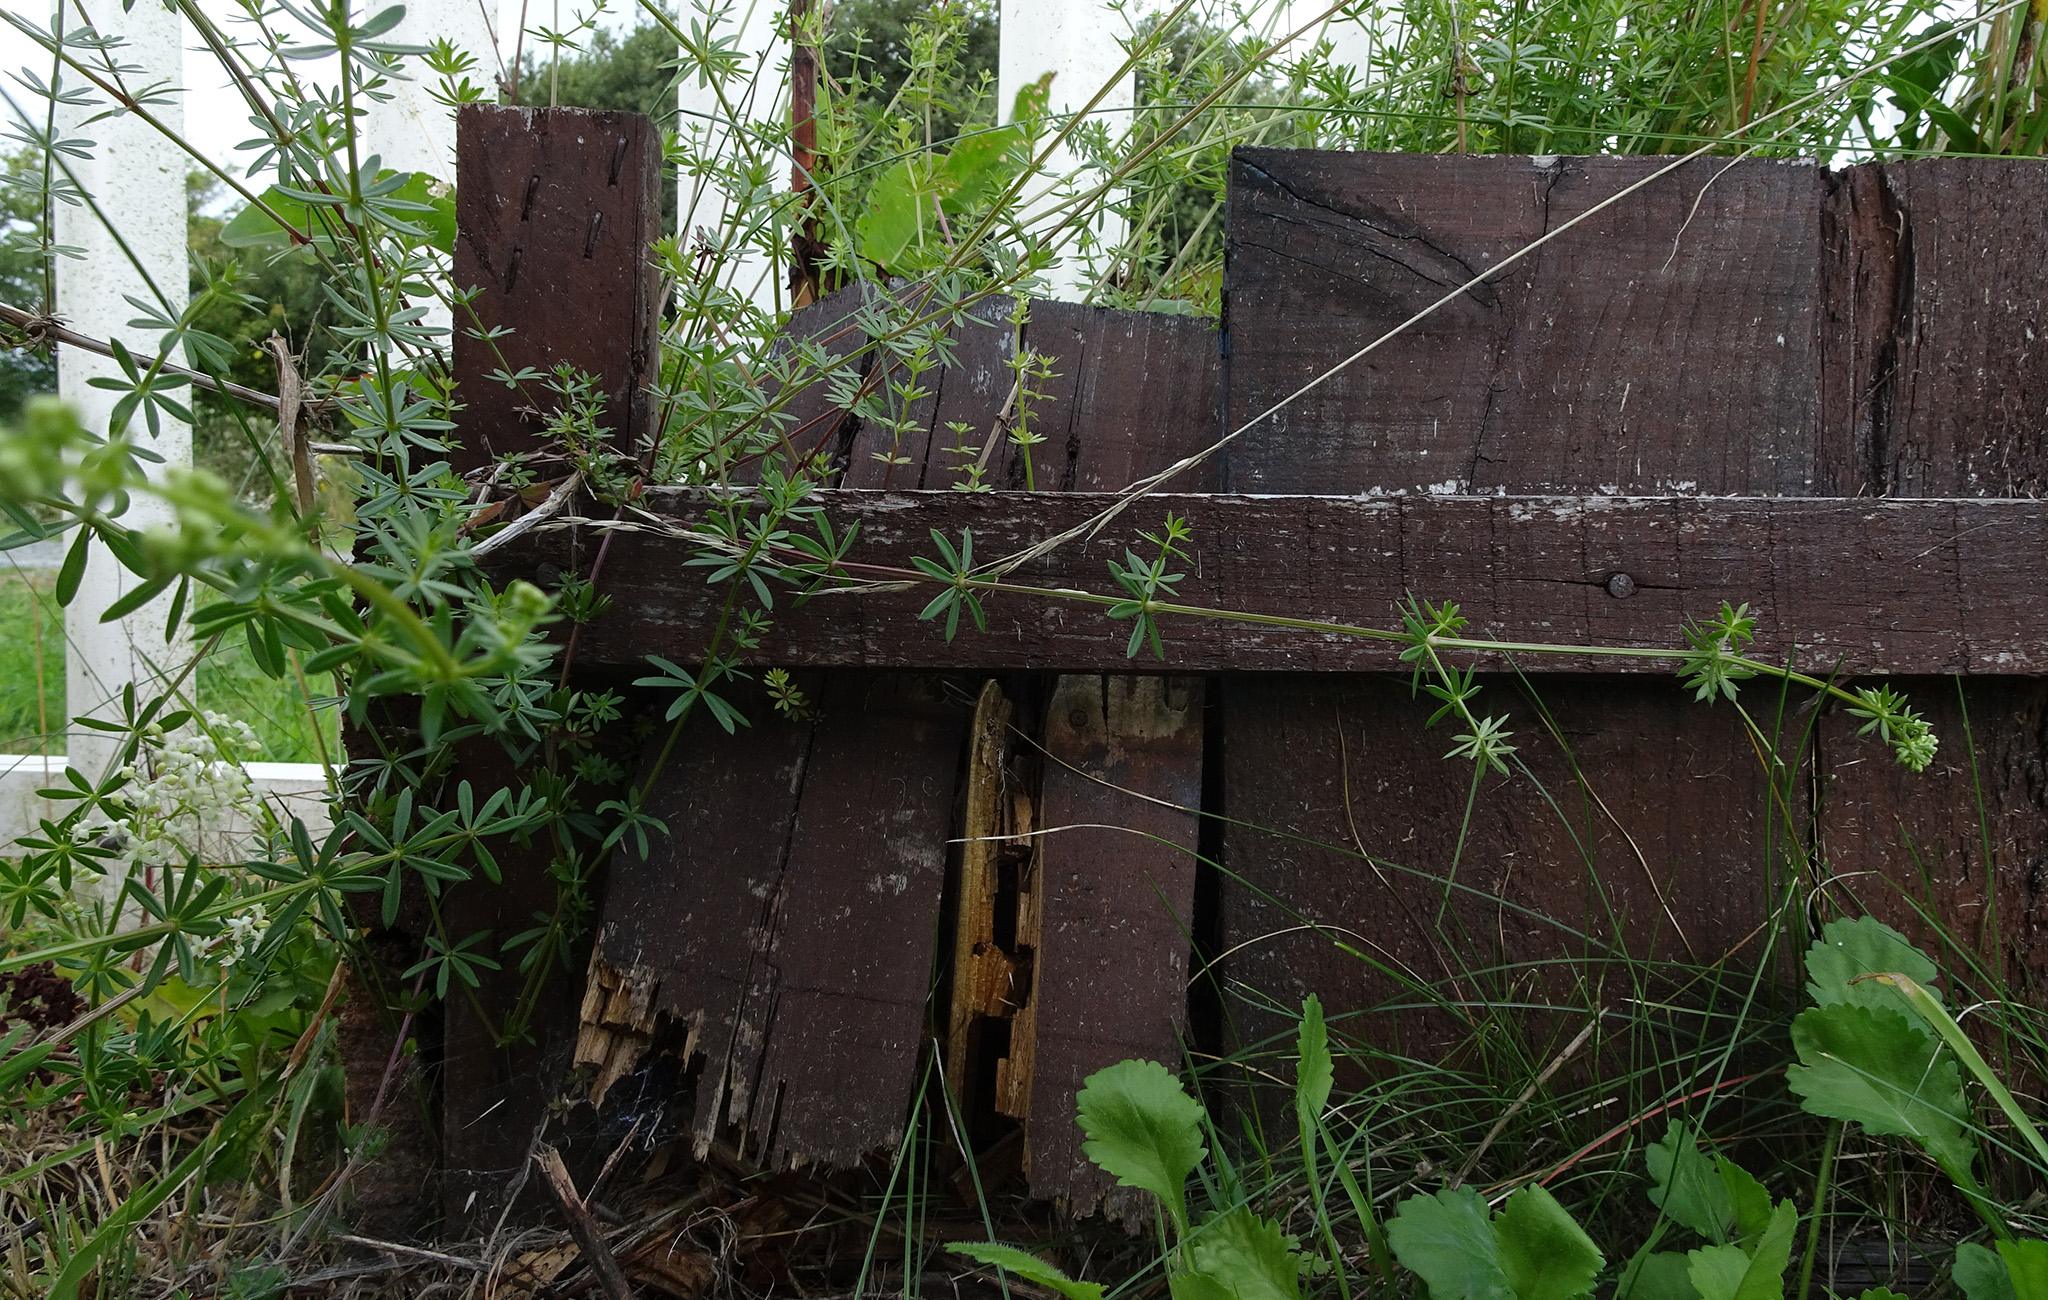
left=0, top=566, right=337, bottom=764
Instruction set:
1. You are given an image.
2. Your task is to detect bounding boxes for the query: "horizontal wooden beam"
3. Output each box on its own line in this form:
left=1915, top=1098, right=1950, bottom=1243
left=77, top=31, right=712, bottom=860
left=487, top=489, right=2048, bottom=675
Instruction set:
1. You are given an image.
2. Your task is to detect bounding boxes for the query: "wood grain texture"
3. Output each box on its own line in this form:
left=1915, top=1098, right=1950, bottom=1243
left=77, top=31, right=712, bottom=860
left=493, top=489, right=2048, bottom=675
left=1216, top=148, right=1830, bottom=1088
left=452, top=106, right=662, bottom=475
left=581, top=675, right=970, bottom=1169
left=1817, top=680, right=2048, bottom=991
left=1024, top=676, right=1203, bottom=1215
left=1223, top=150, right=1823, bottom=496
left=1215, top=674, right=1787, bottom=1063
left=1816, top=159, right=2048, bottom=996
left=1821, top=160, right=2048, bottom=499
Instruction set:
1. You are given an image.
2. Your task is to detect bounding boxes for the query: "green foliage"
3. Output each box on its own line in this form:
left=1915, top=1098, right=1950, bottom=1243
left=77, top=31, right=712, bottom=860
left=1075, top=1056, right=1208, bottom=1235
left=945, top=1243, right=1105, bottom=1300
left=1787, top=925, right=1984, bottom=1197
left=1678, top=602, right=1758, bottom=704
left=1107, top=512, right=1192, bottom=660
left=1388, top=1185, right=1603, bottom=1300
left=910, top=527, right=988, bottom=641
left=1682, top=1200, right=1797, bottom=1300
left=1644, top=1122, right=1771, bottom=1247
left=1803, top=915, right=1942, bottom=1011
left=219, top=171, right=454, bottom=256
left=1957, top=1240, right=2048, bottom=1300
left=856, top=125, right=1025, bottom=270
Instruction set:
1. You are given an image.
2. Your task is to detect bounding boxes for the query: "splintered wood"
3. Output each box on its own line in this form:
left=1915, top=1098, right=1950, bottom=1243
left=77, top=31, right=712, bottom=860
left=937, top=677, right=1205, bottom=1215
left=575, top=675, right=967, bottom=1169
left=568, top=284, right=1221, bottom=1201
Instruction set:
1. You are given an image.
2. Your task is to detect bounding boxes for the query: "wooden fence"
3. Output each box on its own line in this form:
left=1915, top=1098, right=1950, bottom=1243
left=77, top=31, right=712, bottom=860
left=408, top=108, right=2048, bottom=1223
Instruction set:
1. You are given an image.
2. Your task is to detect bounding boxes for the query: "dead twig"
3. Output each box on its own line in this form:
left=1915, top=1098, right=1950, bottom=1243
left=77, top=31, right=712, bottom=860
left=264, top=332, right=319, bottom=519
left=537, top=1144, right=635, bottom=1300
left=470, top=470, right=583, bottom=558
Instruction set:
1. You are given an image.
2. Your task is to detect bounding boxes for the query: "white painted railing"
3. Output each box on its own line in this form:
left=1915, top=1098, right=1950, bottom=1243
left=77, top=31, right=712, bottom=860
left=6, top=0, right=1376, bottom=848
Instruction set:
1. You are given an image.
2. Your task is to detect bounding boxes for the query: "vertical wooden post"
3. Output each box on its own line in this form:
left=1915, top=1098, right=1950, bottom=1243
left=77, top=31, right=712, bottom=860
left=56, top=0, right=191, bottom=809
left=998, top=0, right=1134, bottom=301
left=451, top=105, right=664, bottom=474
left=440, top=105, right=663, bottom=1223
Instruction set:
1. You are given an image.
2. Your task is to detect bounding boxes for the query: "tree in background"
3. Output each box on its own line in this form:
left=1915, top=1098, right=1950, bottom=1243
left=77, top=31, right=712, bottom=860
left=0, top=150, right=57, bottom=420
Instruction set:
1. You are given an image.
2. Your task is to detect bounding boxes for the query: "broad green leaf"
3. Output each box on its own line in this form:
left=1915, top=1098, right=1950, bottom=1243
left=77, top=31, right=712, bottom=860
left=1170, top=1271, right=1238, bottom=1300
left=1685, top=1200, right=1795, bottom=1300
left=1494, top=1185, right=1602, bottom=1300
left=2001, top=1240, right=2048, bottom=1300
left=1076, top=1058, right=1205, bottom=1232
left=1616, top=1250, right=1699, bottom=1300
left=1787, top=1003, right=1977, bottom=1176
left=1182, top=1206, right=1305, bottom=1300
left=1295, top=994, right=1332, bottom=1124
left=1857, top=1291, right=1911, bottom=1300
left=856, top=159, right=926, bottom=267
left=1646, top=1122, right=1771, bottom=1247
left=1957, top=1243, right=2017, bottom=1300
left=1387, top=1187, right=1514, bottom=1300
left=948, top=1243, right=1104, bottom=1300
left=1646, top=1122, right=1730, bottom=1243
left=55, top=526, right=88, bottom=606
left=221, top=171, right=454, bottom=253
left=1805, top=916, right=1940, bottom=1019
left=938, top=124, right=1022, bottom=214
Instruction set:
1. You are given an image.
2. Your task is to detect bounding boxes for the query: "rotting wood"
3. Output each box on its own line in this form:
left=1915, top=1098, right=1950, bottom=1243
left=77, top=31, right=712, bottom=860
left=575, top=956, right=661, bottom=1105
left=488, top=489, right=2048, bottom=676
left=576, top=675, right=971, bottom=1170
left=536, top=1146, right=634, bottom=1300
left=944, top=682, right=1030, bottom=1118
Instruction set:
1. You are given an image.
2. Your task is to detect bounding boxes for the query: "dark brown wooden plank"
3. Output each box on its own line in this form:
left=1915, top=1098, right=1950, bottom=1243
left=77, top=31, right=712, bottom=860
left=732, top=674, right=970, bottom=1165
left=578, top=675, right=970, bottom=1168
left=492, top=490, right=2048, bottom=675
left=1022, top=676, right=1204, bottom=1215
left=1822, top=160, right=2048, bottom=499
left=1817, top=158, right=2048, bottom=996
left=452, top=105, right=662, bottom=475
left=1223, top=150, right=1823, bottom=497
left=1216, top=673, right=1794, bottom=1049
left=1817, top=680, right=2048, bottom=991
left=843, top=292, right=1012, bottom=489
left=1212, top=149, right=1845, bottom=1102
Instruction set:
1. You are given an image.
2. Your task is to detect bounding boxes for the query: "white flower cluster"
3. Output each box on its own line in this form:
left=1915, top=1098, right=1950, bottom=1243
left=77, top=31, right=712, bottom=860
left=213, top=903, right=270, bottom=968
left=86, top=712, right=265, bottom=883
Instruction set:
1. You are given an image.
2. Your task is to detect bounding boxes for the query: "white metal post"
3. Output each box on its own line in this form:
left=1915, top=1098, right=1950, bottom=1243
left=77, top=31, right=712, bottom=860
left=55, top=0, right=191, bottom=788
left=359, top=0, right=498, bottom=337
left=357, top=0, right=497, bottom=180
left=998, top=0, right=1134, bottom=301
left=676, top=0, right=786, bottom=313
